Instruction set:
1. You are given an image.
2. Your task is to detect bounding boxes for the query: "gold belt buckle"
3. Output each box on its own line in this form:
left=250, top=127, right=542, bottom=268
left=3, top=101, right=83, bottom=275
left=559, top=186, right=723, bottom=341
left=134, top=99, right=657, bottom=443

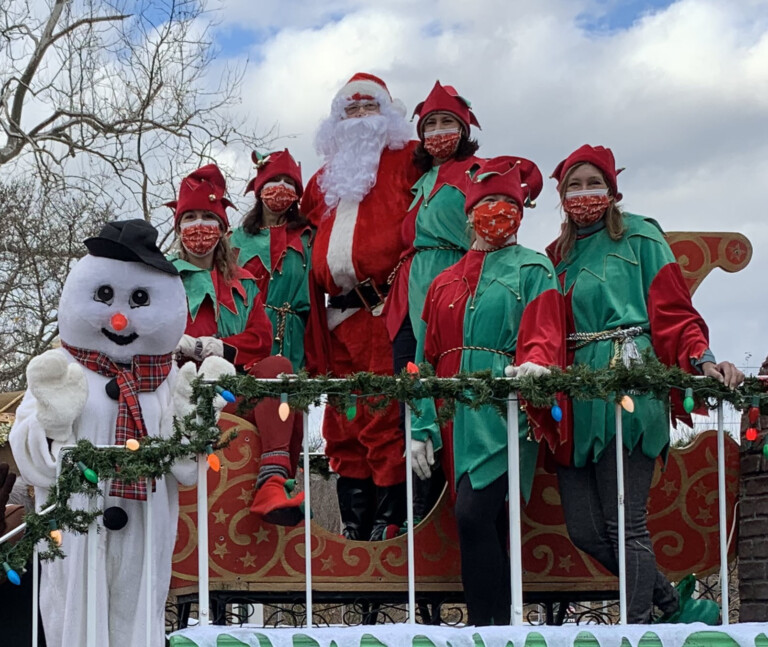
left=354, top=278, right=385, bottom=315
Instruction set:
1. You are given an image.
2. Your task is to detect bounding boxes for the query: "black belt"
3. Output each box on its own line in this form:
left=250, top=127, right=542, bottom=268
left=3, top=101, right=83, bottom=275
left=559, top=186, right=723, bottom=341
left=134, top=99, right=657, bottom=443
left=328, top=279, right=389, bottom=312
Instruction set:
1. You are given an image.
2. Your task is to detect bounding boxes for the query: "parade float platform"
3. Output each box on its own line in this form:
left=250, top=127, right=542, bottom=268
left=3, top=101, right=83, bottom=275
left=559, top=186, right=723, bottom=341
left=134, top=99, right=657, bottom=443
left=169, top=623, right=768, bottom=647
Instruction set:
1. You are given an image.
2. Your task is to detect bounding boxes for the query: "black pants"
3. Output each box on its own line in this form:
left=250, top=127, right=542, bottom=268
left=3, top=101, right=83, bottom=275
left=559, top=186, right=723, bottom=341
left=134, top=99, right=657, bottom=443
left=455, top=473, right=511, bottom=626
left=556, top=439, right=678, bottom=623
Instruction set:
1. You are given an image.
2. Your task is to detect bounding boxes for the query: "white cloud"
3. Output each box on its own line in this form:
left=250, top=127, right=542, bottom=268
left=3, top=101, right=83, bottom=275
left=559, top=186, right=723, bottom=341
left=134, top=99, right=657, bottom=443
left=212, top=0, right=768, bottom=371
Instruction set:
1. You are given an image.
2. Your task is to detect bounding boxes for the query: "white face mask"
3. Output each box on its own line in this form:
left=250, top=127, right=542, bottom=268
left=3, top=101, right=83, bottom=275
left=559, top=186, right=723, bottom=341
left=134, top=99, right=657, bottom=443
left=564, top=188, right=609, bottom=200
left=423, top=127, right=461, bottom=138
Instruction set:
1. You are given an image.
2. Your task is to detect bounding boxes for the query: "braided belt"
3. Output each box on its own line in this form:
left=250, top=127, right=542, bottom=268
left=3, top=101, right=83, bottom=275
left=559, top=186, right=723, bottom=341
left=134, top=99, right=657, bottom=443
left=266, top=302, right=299, bottom=356
left=567, top=326, right=644, bottom=367
left=437, top=345, right=515, bottom=364
left=387, top=245, right=463, bottom=285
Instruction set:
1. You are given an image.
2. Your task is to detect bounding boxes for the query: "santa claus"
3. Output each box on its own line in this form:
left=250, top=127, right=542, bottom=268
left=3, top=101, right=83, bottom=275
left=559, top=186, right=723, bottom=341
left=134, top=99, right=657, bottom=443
left=301, top=72, right=421, bottom=541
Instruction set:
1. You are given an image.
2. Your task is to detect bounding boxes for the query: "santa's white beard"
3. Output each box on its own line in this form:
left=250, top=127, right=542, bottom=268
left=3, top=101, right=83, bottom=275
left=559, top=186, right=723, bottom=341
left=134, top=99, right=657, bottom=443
left=317, top=115, right=389, bottom=209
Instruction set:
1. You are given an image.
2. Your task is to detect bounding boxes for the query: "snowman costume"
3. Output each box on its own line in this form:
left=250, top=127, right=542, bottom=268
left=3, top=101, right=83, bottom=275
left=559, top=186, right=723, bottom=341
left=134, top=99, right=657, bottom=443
left=10, top=220, right=231, bottom=647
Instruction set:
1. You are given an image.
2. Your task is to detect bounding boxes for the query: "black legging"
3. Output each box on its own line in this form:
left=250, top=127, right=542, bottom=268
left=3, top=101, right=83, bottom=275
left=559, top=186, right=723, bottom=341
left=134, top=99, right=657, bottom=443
left=455, top=472, right=511, bottom=626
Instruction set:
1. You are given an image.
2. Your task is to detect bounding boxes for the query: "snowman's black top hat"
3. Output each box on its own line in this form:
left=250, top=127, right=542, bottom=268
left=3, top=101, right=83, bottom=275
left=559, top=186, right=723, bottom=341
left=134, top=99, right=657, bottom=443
left=85, top=219, right=178, bottom=275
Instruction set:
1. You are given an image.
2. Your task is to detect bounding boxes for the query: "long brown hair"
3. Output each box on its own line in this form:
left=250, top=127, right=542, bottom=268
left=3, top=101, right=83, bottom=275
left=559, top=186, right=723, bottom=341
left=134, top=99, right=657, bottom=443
left=553, top=163, right=626, bottom=262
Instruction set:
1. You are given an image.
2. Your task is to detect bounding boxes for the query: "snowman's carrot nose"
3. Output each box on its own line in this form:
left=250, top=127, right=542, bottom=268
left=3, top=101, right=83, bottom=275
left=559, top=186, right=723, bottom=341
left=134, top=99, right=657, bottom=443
left=111, top=313, right=128, bottom=331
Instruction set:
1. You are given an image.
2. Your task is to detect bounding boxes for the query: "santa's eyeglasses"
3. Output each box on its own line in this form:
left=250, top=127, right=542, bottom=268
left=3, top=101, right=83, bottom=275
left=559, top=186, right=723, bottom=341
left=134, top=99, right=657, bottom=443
left=343, top=101, right=380, bottom=117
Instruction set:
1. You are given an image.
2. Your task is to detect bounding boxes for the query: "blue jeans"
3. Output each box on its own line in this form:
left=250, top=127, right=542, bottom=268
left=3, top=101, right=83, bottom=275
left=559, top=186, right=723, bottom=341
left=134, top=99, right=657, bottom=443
left=556, top=439, right=679, bottom=623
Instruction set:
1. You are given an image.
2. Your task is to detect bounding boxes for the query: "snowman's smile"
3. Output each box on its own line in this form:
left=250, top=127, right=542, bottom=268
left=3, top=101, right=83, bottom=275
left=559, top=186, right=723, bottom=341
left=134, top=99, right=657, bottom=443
left=101, top=328, right=139, bottom=346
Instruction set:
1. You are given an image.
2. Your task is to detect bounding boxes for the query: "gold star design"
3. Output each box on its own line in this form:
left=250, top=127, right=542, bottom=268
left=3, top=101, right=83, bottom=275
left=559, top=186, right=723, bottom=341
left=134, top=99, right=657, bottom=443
left=213, top=542, right=229, bottom=559
left=320, top=555, right=336, bottom=572
left=697, top=507, right=713, bottom=524
left=237, top=488, right=254, bottom=505
left=239, top=552, right=257, bottom=568
left=661, top=479, right=678, bottom=497
left=254, top=526, right=270, bottom=544
left=558, top=554, right=574, bottom=573
left=693, top=481, right=709, bottom=499
left=213, top=508, right=229, bottom=525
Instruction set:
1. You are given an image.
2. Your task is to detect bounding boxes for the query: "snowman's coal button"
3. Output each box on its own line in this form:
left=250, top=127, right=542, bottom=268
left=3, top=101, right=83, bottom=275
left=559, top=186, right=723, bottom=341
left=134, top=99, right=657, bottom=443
left=105, top=378, right=120, bottom=401
left=103, top=507, right=128, bottom=530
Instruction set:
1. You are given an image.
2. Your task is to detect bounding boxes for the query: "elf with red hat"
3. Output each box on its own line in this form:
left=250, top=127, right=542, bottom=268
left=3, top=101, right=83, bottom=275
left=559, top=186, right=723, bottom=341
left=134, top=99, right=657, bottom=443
left=169, top=164, right=308, bottom=526
left=301, top=72, right=421, bottom=540
left=383, top=80, right=483, bottom=520
left=547, top=144, right=743, bottom=623
left=411, top=156, right=567, bottom=626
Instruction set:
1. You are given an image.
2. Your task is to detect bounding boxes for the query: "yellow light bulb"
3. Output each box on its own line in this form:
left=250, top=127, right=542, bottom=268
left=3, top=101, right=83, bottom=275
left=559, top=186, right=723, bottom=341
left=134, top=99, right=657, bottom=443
left=278, top=402, right=291, bottom=422
left=621, top=395, right=635, bottom=413
left=125, top=438, right=140, bottom=451
left=50, top=529, right=63, bottom=547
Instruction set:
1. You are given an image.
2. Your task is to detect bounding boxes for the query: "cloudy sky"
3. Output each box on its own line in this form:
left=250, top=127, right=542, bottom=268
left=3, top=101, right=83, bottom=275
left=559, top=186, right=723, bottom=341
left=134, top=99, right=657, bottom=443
left=205, top=0, right=767, bottom=375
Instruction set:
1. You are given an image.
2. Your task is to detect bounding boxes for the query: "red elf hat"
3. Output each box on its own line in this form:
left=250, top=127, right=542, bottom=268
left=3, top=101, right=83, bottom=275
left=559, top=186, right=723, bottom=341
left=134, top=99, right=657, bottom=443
left=550, top=144, right=624, bottom=202
left=245, top=149, right=303, bottom=198
left=465, top=156, right=543, bottom=213
left=413, top=81, right=481, bottom=137
left=166, top=164, right=235, bottom=228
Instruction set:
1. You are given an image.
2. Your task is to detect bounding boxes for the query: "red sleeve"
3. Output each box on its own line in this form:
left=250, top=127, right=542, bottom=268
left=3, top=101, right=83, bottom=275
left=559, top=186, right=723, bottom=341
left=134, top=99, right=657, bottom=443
left=223, top=291, right=273, bottom=370
left=647, top=261, right=711, bottom=426
left=299, top=172, right=327, bottom=227
left=516, top=288, right=572, bottom=465
left=303, top=267, right=331, bottom=376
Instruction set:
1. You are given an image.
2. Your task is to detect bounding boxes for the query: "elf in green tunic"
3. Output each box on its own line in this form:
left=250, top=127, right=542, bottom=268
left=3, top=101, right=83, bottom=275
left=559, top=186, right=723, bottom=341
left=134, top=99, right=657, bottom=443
left=412, top=156, right=567, bottom=626
left=384, top=81, right=482, bottom=520
left=168, top=163, right=307, bottom=526
left=546, top=144, right=743, bottom=624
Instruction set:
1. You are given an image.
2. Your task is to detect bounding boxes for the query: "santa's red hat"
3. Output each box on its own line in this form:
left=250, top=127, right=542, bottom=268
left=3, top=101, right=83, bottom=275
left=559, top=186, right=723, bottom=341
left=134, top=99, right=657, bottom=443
left=245, top=149, right=303, bottom=198
left=551, top=144, right=624, bottom=202
left=413, top=81, right=480, bottom=137
left=333, top=72, right=406, bottom=117
left=465, top=156, right=543, bottom=213
left=166, top=164, right=235, bottom=228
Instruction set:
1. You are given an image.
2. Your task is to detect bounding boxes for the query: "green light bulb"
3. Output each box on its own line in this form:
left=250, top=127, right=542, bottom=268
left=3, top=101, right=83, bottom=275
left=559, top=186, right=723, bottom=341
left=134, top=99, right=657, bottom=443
left=683, top=387, right=694, bottom=414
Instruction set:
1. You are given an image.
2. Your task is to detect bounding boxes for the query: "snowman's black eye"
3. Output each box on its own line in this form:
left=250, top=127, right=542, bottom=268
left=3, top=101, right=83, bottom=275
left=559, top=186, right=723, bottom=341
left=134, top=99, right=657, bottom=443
left=94, top=285, right=114, bottom=304
left=130, top=288, right=150, bottom=308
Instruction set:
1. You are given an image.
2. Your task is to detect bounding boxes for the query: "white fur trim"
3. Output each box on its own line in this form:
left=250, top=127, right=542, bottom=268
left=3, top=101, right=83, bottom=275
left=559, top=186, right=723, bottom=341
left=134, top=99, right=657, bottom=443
left=326, top=198, right=361, bottom=293
left=327, top=306, right=360, bottom=332
left=337, top=80, right=391, bottom=103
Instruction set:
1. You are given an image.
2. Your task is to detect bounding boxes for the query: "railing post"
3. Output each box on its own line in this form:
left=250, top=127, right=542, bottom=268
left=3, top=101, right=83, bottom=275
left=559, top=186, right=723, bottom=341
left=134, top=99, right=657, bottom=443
left=302, top=410, right=313, bottom=626
left=196, top=456, right=210, bottom=626
left=404, top=401, right=416, bottom=624
left=506, top=393, right=523, bottom=626
left=615, top=401, right=627, bottom=625
left=145, top=478, right=153, bottom=645
left=717, top=400, right=729, bottom=625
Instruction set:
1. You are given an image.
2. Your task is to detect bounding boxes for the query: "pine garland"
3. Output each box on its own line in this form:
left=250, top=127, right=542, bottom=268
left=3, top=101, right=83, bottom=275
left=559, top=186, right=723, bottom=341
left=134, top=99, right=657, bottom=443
left=1, top=361, right=765, bottom=574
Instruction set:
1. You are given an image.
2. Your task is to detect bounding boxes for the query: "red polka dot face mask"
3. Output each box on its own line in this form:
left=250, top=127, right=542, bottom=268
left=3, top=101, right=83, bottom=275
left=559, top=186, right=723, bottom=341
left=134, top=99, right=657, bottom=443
left=423, top=128, right=461, bottom=160
left=562, top=189, right=611, bottom=227
left=180, top=220, right=222, bottom=257
left=471, top=201, right=521, bottom=247
left=261, top=181, right=298, bottom=214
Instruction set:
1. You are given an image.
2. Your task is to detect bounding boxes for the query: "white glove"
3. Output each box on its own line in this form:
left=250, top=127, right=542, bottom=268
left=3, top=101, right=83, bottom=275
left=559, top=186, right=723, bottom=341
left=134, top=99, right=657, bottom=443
left=172, top=356, right=236, bottom=422
left=411, top=437, right=435, bottom=481
left=199, top=336, right=224, bottom=359
left=26, top=350, right=88, bottom=442
left=505, top=361, right=551, bottom=378
left=175, top=335, right=224, bottom=361
left=175, top=334, right=198, bottom=359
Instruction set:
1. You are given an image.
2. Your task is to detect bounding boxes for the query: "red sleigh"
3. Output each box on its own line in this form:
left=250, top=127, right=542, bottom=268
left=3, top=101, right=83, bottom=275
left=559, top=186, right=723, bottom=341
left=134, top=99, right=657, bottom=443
left=170, top=232, right=751, bottom=609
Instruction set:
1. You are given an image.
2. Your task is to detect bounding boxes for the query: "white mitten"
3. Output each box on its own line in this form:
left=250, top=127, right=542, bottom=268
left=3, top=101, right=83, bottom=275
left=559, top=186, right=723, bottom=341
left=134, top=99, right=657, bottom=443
left=172, top=356, right=236, bottom=422
left=504, top=364, right=518, bottom=378
left=26, top=350, right=88, bottom=442
left=511, top=362, right=551, bottom=378
left=199, top=337, right=224, bottom=359
left=411, top=437, right=435, bottom=481
left=175, top=334, right=198, bottom=359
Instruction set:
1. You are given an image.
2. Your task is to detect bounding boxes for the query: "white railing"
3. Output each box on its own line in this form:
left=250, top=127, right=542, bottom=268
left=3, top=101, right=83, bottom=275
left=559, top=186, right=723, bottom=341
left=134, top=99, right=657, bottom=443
left=0, top=380, right=739, bottom=644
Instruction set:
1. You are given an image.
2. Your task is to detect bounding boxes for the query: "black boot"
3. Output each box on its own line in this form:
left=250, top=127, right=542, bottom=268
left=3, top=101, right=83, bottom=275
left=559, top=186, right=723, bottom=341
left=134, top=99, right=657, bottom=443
left=336, top=476, right=376, bottom=540
left=369, top=481, right=407, bottom=541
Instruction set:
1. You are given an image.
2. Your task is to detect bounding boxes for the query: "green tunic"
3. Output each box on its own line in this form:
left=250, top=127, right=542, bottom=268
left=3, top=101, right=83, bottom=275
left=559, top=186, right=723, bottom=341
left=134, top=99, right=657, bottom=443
left=230, top=226, right=312, bottom=370
left=406, top=167, right=472, bottom=340
left=413, top=245, right=563, bottom=501
left=555, top=213, right=675, bottom=468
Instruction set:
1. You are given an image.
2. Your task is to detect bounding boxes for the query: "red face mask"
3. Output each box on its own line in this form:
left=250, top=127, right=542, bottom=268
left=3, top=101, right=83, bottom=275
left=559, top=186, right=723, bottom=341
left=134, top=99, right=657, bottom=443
left=471, top=201, right=521, bottom=247
left=562, top=189, right=611, bottom=227
left=261, top=181, right=298, bottom=214
left=180, top=221, right=222, bottom=257
left=423, top=129, right=461, bottom=160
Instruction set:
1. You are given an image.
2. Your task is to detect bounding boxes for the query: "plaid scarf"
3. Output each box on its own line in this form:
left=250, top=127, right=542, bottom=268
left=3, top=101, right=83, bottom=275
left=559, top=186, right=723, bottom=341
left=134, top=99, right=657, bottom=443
left=61, top=342, right=173, bottom=500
